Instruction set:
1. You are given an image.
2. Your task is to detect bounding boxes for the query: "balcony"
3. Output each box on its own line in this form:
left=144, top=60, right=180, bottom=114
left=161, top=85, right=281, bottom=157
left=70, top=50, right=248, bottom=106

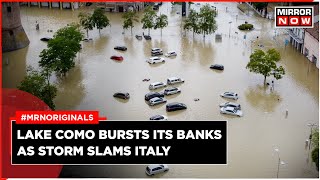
left=287, top=29, right=303, bottom=44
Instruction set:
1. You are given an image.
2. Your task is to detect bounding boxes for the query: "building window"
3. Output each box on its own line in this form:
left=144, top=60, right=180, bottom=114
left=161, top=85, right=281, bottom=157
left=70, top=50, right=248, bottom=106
left=9, top=30, right=13, bottom=36
left=7, top=6, right=11, bottom=13
left=304, top=48, right=309, bottom=56
left=312, top=55, right=317, bottom=64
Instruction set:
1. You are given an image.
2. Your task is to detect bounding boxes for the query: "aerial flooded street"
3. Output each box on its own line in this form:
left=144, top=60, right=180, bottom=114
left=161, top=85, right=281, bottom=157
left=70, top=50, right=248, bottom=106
left=3, top=2, right=319, bottom=178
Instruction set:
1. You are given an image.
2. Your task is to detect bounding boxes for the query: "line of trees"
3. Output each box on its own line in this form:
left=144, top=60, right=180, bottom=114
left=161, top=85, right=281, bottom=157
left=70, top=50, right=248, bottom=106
left=183, top=4, right=217, bottom=39
left=122, top=6, right=168, bottom=36
left=78, top=8, right=110, bottom=38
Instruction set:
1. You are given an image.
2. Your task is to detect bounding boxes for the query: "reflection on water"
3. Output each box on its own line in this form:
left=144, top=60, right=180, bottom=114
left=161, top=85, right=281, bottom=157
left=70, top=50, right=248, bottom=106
left=3, top=2, right=319, bottom=178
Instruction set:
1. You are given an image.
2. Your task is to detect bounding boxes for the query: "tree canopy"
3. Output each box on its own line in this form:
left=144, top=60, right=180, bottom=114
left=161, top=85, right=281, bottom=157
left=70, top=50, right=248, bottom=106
left=122, top=11, right=139, bottom=35
left=312, top=129, right=319, bottom=170
left=39, top=24, right=83, bottom=76
left=141, top=6, right=156, bottom=35
left=198, top=4, right=217, bottom=38
left=92, top=8, right=110, bottom=33
left=154, top=14, right=168, bottom=36
left=246, top=48, right=285, bottom=84
left=183, top=9, right=199, bottom=36
left=78, top=12, right=94, bottom=38
left=18, top=67, right=57, bottom=110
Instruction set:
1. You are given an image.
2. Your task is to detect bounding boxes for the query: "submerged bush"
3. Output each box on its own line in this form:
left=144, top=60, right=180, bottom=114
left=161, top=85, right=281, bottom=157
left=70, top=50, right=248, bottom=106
left=238, top=23, right=254, bottom=30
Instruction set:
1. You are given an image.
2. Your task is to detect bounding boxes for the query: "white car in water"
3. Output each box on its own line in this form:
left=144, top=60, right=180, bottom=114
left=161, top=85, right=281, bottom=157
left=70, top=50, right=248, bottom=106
left=148, top=97, right=167, bottom=106
left=165, top=51, right=177, bottom=57
left=219, top=102, right=241, bottom=109
left=147, top=57, right=165, bottom=64
left=146, top=164, right=169, bottom=176
left=220, top=92, right=239, bottom=100
left=163, top=87, right=181, bottom=95
left=220, top=107, right=243, bottom=117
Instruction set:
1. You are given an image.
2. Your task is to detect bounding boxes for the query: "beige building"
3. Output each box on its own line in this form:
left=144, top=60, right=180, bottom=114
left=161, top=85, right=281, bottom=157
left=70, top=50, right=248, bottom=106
left=303, top=5, right=319, bottom=69
left=20, top=2, right=80, bottom=10
left=99, top=2, right=144, bottom=12
left=303, top=22, right=319, bottom=69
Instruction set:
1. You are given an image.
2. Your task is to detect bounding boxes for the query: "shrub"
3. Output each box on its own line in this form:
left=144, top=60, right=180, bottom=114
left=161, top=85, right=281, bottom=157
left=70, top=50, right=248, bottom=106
left=238, top=23, right=254, bottom=30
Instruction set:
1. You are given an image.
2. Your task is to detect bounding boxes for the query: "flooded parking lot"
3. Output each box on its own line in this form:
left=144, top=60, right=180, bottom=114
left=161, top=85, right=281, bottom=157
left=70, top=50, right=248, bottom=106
left=3, top=2, right=319, bottom=178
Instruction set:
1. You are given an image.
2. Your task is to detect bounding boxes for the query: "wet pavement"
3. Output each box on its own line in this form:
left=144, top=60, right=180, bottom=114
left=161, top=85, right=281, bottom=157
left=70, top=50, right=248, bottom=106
left=3, top=2, right=319, bottom=178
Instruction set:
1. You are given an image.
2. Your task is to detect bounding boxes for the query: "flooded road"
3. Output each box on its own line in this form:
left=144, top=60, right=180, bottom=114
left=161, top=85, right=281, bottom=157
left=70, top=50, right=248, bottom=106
left=3, top=2, right=319, bottom=178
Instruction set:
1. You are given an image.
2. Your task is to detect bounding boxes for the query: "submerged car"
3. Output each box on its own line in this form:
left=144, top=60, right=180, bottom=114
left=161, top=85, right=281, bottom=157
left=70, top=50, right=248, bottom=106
left=220, top=92, right=239, bottom=100
left=148, top=97, right=167, bottom=106
left=114, top=46, right=127, bottom=51
left=110, top=56, right=123, bottom=61
left=167, top=77, right=185, bottom=85
left=149, top=82, right=167, bottom=90
left=113, top=92, right=130, bottom=100
left=144, top=35, right=152, bottom=40
left=163, top=87, right=181, bottom=95
left=166, top=102, right=187, bottom=112
left=40, top=37, right=52, bottom=42
left=149, top=115, right=168, bottom=121
left=151, top=51, right=164, bottom=56
left=145, top=92, right=165, bottom=101
left=165, top=51, right=177, bottom=57
left=210, top=64, right=224, bottom=70
left=145, top=164, right=169, bottom=176
left=147, top=57, right=165, bottom=64
left=220, top=107, right=243, bottom=117
left=219, top=102, right=241, bottom=109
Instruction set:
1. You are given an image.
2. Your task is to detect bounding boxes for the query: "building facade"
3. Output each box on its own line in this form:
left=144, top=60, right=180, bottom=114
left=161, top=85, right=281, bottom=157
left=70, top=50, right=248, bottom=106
left=20, top=2, right=80, bottom=10
left=302, top=5, right=319, bottom=68
left=288, top=28, right=305, bottom=53
left=101, top=2, right=144, bottom=12
left=2, top=2, right=29, bottom=52
left=303, top=22, right=319, bottom=69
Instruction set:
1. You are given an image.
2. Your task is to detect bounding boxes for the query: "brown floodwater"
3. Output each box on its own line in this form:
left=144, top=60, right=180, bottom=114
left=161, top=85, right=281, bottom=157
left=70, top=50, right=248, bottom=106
left=3, top=2, right=319, bottom=178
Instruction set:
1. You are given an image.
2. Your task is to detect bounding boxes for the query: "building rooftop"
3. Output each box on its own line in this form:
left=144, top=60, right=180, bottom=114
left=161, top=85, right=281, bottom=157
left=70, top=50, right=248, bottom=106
left=305, top=22, right=319, bottom=41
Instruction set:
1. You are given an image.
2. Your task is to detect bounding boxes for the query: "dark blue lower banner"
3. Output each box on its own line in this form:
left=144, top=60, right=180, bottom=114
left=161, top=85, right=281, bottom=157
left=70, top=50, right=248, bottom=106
left=12, top=120, right=227, bottom=165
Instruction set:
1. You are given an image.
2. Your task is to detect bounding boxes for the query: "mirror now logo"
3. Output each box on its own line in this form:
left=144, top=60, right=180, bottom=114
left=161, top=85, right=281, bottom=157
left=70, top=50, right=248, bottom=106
left=275, top=6, right=314, bottom=28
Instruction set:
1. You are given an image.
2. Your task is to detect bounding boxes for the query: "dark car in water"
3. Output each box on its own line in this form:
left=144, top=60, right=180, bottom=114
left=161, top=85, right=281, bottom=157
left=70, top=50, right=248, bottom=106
left=210, top=64, right=224, bottom=70
left=144, top=35, right=152, bottom=40
left=113, top=92, right=130, bottom=100
left=114, top=46, right=127, bottom=51
left=166, top=102, right=187, bottom=112
left=145, top=92, right=164, bottom=101
left=40, top=37, right=52, bottom=42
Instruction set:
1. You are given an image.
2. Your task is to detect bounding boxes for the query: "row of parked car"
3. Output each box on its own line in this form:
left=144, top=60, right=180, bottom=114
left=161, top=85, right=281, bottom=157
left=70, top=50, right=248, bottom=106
left=146, top=76, right=187, bottom=119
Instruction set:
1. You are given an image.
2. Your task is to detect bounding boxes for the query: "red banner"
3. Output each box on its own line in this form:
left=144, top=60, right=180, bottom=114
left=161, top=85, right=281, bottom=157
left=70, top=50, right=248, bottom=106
left=12, top=111, right=107, bottom=124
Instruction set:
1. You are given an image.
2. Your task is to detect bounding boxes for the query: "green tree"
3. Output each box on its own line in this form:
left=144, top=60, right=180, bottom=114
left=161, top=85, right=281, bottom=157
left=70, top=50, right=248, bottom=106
left=141, top=6, right=156, bottom=35
left=154, top=14, right=168, bottom=36
left=18, top=67, right=57, bottom=110
left=122, top=11, right=139, bottom=35
left=78, top=12, right=94, bottom=38
left=183, top=9, right=199, bottom=37
left=92, top=8, right=110, bottom=34
left=312, top=129, right=319, bottom=170
left=198, top=4, right=217, bottom=39
left=246, top=48, right=285, bottom=84
left=39, top=25, right=83, bottom=76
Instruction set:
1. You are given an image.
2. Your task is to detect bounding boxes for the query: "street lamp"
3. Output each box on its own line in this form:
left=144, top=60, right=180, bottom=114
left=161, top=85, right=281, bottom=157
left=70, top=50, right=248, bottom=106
left=307, top=123, right=317, bottom=150
left=228, top=21, right=232, bottom=37
left=273, top=147, right=286, bottom=178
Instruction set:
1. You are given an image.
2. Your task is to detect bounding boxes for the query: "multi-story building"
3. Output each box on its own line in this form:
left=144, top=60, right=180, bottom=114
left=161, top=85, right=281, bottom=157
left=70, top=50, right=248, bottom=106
left=100, top=2, right=144, bottom=12
left=288, top=28, right=305, bottom=54
left=303, top=5, right=319, bottom=69
left=20, top=2, right=80, bottom=10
